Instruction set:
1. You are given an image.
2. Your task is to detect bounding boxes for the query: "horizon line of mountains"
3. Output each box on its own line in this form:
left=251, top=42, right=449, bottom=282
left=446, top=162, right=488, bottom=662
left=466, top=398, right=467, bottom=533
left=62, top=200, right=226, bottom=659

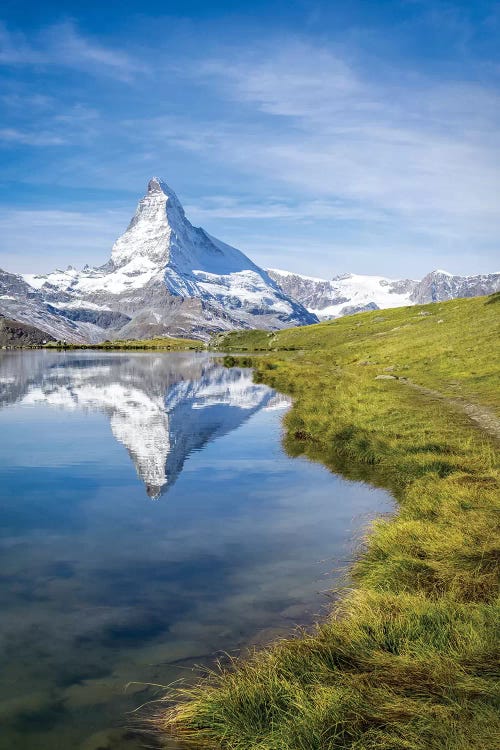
left=1, top=177, right=499, bottom=344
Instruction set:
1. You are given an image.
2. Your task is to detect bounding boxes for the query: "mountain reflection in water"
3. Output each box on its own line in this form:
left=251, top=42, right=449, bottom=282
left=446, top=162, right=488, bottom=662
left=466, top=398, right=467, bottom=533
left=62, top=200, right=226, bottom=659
left=0, top=350, right=288, bottom=498
left=0, top=350, right=391, bottom=750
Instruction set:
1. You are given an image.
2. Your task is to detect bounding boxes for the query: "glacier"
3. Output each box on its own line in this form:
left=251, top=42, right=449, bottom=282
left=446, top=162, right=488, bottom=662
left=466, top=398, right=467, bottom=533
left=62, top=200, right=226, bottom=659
left=268, top=268, right=500, bottom=320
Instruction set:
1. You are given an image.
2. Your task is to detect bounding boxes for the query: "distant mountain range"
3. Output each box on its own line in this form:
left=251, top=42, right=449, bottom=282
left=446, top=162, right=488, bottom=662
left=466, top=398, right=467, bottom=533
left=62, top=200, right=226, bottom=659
left=0, top=177, right=498, bottom=342
left=268, top=269, right=500, bottom=320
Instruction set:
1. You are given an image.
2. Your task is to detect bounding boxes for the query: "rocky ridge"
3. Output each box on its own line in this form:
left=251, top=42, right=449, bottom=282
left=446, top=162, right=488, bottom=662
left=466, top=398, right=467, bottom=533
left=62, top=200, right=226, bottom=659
left=268, top=269, right=500, bottom=320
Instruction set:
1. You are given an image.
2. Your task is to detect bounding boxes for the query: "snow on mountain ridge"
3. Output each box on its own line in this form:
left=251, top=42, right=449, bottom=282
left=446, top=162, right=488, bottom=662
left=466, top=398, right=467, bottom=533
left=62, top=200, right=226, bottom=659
left=267, top=267, right=327, bottom=283
left=267, top=269, right=416, bottom=319
left=268, top=268, right=500, bottom=320
left=9, top=178, right=316, bottom=341
left=2, top=177, right=498, bottom=340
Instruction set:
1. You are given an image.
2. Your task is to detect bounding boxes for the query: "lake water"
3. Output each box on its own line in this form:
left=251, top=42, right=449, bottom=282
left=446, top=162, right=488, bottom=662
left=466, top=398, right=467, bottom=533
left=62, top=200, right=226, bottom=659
left=0, top=351, right=391, bottom=749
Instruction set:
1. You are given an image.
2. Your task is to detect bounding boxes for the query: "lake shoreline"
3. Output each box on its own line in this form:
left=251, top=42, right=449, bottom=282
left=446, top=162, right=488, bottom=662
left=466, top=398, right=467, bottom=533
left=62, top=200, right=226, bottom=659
left=1, top=335, right=205, bottom=351
left=160, top=296, right=500, bottom=750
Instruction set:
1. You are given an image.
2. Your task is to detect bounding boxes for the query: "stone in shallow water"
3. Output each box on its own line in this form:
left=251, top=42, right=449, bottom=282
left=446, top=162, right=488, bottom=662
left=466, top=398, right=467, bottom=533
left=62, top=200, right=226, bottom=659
left=280, top=602, right=310, bottom=621
left=63, top=674, right=148, bottom=709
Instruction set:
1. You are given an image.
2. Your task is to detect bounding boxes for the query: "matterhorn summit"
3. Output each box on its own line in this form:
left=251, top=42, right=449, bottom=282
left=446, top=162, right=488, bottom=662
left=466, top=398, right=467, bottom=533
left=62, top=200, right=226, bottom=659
left=110, top=177, right=187, bottom=267
left=0, top=177, right=498, bottom=343
left=1, top=177, right=316, bottom=342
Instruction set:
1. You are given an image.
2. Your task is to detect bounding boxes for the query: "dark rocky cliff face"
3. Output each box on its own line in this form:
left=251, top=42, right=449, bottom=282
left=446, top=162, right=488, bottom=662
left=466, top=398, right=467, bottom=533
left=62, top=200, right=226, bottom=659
left=0, top=315, right=54, bottom=346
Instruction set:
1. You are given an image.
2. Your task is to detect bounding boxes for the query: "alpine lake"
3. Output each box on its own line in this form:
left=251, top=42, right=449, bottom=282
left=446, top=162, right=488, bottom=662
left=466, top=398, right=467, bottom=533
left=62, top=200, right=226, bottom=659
left=0, top=350, right=392, bottom=749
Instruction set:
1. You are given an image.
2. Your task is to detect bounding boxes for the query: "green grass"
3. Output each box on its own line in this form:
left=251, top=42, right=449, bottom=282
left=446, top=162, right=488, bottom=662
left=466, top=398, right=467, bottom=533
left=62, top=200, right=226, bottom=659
left=43, top=335, right=204, bottom=351
left=159, top=295, right=500, bottom=749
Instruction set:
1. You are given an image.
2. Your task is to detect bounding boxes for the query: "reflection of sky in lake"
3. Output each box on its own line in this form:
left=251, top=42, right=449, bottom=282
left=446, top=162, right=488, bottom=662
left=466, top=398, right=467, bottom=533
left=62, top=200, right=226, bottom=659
left=0, top=350, right=280, bottom=499
left=0, top=351, right=392, bottom=750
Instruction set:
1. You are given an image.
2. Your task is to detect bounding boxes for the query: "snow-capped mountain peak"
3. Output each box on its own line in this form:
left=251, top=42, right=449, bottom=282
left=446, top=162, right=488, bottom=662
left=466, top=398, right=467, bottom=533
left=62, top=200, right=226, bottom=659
left=111, top=177, right=269, bottom=280
left=110, top=176, right=186, bottom=267
left=1, top=178, right=316, bottom=342
left=147, top=175, right=179, bottom=198
left=146, top=176, right=189, bottom=224
left=2, top=177, right=497, bottom=343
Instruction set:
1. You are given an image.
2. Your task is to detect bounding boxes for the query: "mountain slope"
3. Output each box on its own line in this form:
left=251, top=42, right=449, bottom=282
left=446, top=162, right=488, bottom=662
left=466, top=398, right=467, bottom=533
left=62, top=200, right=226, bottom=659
left=10, top=178, right=316, bottom=342
left=268, top=268, right=500, bottom=319
left=0, top=315, right=55, bottom=346
left=0, top=268, right=97, bottom=342
left=268, top=269, right=417, bottom=318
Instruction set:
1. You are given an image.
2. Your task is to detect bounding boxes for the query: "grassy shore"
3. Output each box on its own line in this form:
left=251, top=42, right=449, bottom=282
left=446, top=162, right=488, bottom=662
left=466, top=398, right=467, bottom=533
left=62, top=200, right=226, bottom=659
left=160, top=294, right=500, bottom=749
left=43, top=335, right=204, bottom=351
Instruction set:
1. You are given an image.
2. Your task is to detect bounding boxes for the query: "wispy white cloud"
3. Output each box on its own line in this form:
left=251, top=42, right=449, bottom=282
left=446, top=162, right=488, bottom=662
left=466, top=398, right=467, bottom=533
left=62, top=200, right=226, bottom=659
left=0, top=92, right=54, bottom=110
left=0, top=21, right=146, bottom=81
left=198, top=41, right=361, bottom=119
left=0, top=23, right=498, bottom=279
left=0, top=102, right=101, bottom=149
left=0, top=208, right=130, bottom=273
left=0, top=22, right=39, bottom=65
left=0, top=127, right=66, bottom=146
left=185, top=196, right=388, bottom=223
left=161, top=40, right=500, bottom=244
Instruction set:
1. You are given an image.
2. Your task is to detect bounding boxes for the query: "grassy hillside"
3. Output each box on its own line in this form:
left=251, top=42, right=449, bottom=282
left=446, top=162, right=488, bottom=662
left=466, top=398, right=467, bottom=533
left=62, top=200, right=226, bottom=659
left=161, top=295, right=500, bottom=750
left=44, top=335, right=204, bottom=351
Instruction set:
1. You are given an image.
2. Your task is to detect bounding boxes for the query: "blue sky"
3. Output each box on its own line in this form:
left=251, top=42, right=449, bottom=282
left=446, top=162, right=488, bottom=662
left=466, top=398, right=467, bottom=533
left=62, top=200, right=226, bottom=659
left=0, top=0, right=499, bottom=278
